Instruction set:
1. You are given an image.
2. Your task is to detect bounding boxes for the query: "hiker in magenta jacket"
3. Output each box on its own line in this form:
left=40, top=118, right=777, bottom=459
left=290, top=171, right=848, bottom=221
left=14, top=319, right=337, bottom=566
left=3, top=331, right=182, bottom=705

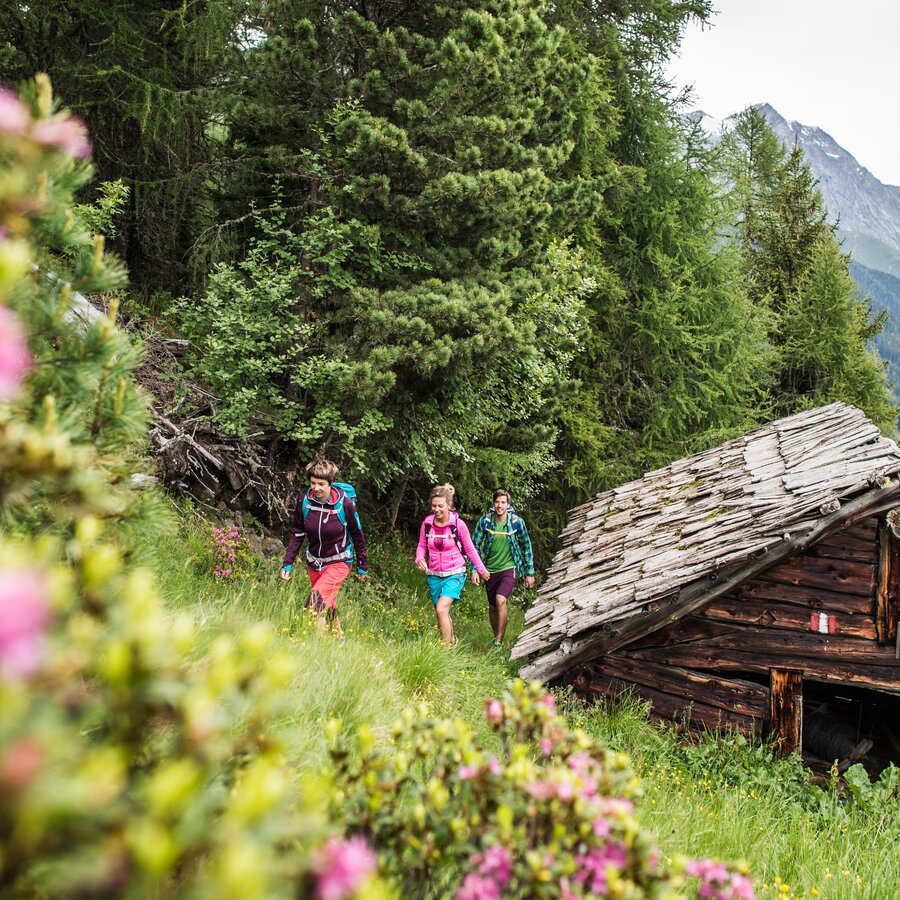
left=415, top=483, right=489, bottom=646
left=280, top=457, right=367, bottom=637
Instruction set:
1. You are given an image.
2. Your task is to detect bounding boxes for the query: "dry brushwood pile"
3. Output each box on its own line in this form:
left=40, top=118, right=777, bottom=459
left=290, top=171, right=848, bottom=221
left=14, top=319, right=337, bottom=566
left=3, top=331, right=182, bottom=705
left=136, top=331, right=297, bottom=526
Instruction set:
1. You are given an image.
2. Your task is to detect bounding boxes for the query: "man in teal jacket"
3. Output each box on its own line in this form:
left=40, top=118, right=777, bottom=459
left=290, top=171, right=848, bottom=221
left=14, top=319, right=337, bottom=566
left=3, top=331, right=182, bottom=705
left=472, top=490, right=535, bottom=646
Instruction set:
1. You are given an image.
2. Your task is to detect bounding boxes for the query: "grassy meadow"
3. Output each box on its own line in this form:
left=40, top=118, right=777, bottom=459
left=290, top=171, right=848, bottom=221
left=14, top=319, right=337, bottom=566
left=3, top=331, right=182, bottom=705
left=138, top=501, right=900, bottom=900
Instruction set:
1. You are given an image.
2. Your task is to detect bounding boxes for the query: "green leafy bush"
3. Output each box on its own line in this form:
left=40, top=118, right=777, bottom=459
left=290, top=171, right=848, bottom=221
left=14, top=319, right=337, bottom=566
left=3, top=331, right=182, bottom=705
left=324, top=679, right=755, bottom=898
left=0, top=78, right=386, bottom=900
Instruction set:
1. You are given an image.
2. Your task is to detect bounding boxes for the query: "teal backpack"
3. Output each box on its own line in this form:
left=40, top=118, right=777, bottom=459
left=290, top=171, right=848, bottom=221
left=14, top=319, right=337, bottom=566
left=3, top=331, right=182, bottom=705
left=300, top=482, right=363, bottom=553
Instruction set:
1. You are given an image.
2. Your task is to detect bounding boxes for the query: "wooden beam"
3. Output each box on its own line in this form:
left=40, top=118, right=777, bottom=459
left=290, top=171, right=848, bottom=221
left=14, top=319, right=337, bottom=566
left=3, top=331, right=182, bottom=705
left=625, top=644, right=900, bottom=692
left=769, top=668, right=803, bottom=756
left=876, top=520, right=900, bottom=644
left=736, top=580, right=873, bottom=616
left=572, top=673, right=761, bottom=737
left=584, top=656, right=767, bottom=719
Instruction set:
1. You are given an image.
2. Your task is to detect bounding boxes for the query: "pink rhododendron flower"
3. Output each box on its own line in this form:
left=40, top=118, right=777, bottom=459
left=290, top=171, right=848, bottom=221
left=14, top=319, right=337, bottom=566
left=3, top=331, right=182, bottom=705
left=568, top=753, right=593, bottom=775
left=0, top=736, right=43, bottom=788
left=476, top=846, right=512, bottom=885
left=0, top=306, right=31, bottom=401
left=457, top=765, right=479, bottom=780
left=541, top=693, right=557, bottom=714
left=685, top=859, right=730, bottom=883
left=580, top=776, right=598, bottom=798
left=0, top=90, right=30, bottom=135
left=592, top=815, right=611, bottom=838
left=525, top=779, right=555, bottom=800
left=0, top=567, right=50, bottom=679
left=539, top=737, right=553, bottom=757
left=556, top=779, right=575, bottom=801
left=728, top=873, right=756, bottom=900
left=456, top=873, right=501, bottom=900
left=575, top=844, right=629, bottom=895
left=312, top=836, right=377, bottom=900
left=598, top=796, right=633, bottom=816
left=486, top=699, right=503, bottom=722
left=31, top=117, right=91, bottom=158
left=487, top=755, right=501, bottom=776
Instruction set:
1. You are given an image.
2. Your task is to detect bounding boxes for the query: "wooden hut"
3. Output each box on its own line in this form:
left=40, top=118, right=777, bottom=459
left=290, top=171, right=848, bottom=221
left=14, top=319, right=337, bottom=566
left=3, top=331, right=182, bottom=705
left=512, top=403, right=900, bottom=761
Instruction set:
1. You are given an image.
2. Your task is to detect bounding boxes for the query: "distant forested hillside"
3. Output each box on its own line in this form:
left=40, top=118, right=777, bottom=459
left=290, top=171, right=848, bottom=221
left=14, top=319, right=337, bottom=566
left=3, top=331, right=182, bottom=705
left=850, top=261, right=900, bottom=401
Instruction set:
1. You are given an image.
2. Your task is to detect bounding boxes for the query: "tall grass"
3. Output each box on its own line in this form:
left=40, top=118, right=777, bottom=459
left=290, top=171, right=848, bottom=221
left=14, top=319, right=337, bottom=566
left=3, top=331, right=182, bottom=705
left=139, top=501, right=900, bottom=899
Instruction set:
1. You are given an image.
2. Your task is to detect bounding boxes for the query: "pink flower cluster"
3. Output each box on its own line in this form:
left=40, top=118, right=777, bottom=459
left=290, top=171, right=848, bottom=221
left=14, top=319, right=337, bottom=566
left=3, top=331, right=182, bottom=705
left=0, top=306, right=31, bottom=401
left=312, top=836, right=377, bottom=900
left=0, top=567, right=50, bottom=679
left=685, top=858, right=756, bottom=900
left=456, top=846, right=512, bottom=900
left=0, top=90, right=90, bottom=158
left=210, top=526, right=241, bottom=579
left=456, top=755, right=502, bottom=781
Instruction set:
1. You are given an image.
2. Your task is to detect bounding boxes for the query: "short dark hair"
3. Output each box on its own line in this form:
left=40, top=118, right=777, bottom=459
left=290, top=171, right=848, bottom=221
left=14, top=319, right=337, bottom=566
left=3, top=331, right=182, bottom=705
left=493, top=489, right=511, bottom=502
left=305, top=457, right=340, bottom=483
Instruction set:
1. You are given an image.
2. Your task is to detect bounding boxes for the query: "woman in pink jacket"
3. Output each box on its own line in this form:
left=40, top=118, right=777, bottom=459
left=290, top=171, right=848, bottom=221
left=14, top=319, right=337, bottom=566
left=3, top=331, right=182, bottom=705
left=416, top=484, right=489, bottom=646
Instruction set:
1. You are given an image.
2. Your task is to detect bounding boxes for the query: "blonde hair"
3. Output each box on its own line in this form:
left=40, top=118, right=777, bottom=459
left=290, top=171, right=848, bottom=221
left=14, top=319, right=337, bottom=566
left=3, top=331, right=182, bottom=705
left=430, top=483, right=456, bottom=508
left=305, top=457, right=340, bottom=483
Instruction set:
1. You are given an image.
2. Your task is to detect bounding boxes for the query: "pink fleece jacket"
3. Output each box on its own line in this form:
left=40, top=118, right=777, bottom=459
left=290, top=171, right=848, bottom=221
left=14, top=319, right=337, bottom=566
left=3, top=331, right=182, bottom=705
left=416, top=512, right=489, bottom=577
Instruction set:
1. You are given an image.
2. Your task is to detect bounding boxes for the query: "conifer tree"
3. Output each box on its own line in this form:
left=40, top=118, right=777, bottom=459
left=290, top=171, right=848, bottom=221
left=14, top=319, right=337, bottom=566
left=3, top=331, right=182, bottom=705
left=181, top=0, right=595, bottom=508
left=722, top=108, right=895, bottom=430
left=538, top=0, right=768, bottom=514
left=1, top=2, right=243, bottom=292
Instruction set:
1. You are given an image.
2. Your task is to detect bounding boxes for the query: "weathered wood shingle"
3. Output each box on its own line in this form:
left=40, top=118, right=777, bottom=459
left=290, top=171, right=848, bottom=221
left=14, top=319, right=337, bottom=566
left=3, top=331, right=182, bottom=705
left=513, top=403, right=900, bottom=681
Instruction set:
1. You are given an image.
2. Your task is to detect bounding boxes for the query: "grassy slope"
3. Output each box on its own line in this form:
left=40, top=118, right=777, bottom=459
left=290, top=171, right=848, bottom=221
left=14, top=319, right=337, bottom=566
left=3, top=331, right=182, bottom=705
left=141, top=503, right=900, bottom=900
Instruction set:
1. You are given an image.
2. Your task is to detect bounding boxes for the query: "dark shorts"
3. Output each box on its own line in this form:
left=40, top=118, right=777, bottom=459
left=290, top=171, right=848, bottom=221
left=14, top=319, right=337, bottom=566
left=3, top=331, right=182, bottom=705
left=485, top=568, right=516, bottom=605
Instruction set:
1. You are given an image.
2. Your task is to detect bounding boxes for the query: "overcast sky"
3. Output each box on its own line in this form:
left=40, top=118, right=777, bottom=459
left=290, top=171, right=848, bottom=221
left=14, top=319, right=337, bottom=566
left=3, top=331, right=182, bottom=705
left=665, top=0, right=900, bottom=186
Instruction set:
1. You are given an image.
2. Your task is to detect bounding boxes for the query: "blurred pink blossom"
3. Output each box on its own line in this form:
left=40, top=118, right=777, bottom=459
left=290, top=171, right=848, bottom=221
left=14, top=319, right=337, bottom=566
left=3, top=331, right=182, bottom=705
left=541, top=693, right=557, bottom=714
left=0, top=90, right=30, bottom=135
left=312, top=836, right=377, bottom=900
left=456, top=873, right=501, bottom=900
left=476, top=846, right=512, bottom=885
left=568, top=753, right=593, bottom=775
left=485, top=699, right=503, bottom=722
left=592, top=815, right=611, bottom=838
left=31, top=117, right=91, bottom=158
left=727, top=873, right=756, bottom=900
left=486, top=755, right=501, bottom=776
left=457, top=765, right=479, bottom=780
left=539, top=737, right=553, bottom=757
left=0, top=567, right=50, bottom=679
left=0, top=306, right=31, bottom=401
left=0, top=736, right=43, bottom=788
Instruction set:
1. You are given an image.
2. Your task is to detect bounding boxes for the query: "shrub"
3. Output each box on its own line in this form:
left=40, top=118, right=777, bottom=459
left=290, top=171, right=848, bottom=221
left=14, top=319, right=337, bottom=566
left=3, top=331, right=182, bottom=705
left=324, top=679, right=755, bottom=899
left=0, top=78, right=386, bottom=900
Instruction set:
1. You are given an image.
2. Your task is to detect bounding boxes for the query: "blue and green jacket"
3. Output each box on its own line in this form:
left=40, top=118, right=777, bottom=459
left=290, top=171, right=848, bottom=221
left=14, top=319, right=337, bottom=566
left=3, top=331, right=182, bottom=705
left=472, top=508, right=535, bottom=578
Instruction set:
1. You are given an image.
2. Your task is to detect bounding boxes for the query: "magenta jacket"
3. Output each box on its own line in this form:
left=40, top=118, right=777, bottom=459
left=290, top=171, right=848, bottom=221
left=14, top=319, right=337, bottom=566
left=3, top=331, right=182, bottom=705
left=416, top=512, right=489, bottom=577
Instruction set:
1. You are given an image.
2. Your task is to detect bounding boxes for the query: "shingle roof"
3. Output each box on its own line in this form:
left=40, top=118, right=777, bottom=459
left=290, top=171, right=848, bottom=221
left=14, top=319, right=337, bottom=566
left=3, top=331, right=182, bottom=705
left=513, top=403, right=900, bottom=681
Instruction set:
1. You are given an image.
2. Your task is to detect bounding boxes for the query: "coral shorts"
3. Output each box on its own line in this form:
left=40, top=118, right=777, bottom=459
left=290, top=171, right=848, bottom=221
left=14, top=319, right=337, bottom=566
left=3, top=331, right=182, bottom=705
left=307, top=562, right=351, bottom=610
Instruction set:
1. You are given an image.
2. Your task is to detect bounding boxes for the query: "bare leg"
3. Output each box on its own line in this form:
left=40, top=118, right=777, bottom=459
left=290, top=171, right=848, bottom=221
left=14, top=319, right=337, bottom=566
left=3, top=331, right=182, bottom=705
left=435, top=596, right=455, bottom=645
left=489, top=602, right=499, bottom=638
left=492, top=595, right=509, bottom=643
